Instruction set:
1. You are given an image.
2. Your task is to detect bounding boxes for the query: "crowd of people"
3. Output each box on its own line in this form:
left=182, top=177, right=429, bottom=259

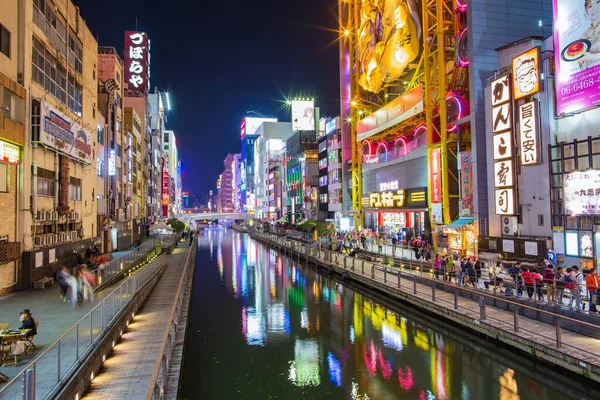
left=56, top=245, right=103, bottom=307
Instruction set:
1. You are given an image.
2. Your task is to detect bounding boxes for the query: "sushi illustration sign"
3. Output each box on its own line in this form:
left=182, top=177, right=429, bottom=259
left=40, top=102, right=92, bottom=165
left=553, top=0, right=600, bottom=115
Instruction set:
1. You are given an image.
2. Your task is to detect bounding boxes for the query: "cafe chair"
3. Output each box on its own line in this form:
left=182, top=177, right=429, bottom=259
left=23, top=320, right=39, bottom=354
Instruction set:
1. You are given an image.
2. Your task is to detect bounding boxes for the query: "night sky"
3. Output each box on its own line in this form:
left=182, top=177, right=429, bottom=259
left=76, top=0, right=340, bottom=196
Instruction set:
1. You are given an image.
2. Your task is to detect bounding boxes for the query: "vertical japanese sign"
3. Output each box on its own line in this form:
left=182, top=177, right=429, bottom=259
left=124, top=31, right=150, bottom=94
left=460, top=151, right=473, bottom=217
left=490, top=75, right=516, bottom=215
left=430, top=148, right=442, bottom=223
left=518, top=101, right=540, bottom=165
left=161, top=157, right=169, bottom=218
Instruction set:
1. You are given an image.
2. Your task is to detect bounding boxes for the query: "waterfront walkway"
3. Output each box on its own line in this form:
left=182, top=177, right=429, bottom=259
left=252, top=231, right=600, bottom=382
left=83, top=241, right=192, bottom=399
left=0, top=237, right=159, bottom=394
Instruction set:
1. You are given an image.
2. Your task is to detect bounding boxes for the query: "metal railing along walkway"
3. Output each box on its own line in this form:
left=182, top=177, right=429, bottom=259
left=0, top=253, right=168, bottom=400
left=250, top=231, right=600, bottom=381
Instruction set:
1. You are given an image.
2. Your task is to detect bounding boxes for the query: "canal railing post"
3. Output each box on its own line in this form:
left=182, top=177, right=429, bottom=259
left=398, top=273, right=401, bottom=288
left=432, top=284, right=435, bottom=302
left=479, top=297, right=486, bottom=321
left=413, top=275, right=417, bottom=294
left=454, top=290, right=458, bottom=310
left=362, top=260, right=365, bottom=275
left=514, top=306, right=519, bottom=332
left=383, top=268, right=387, bottom=284
left=23, top=368, right=35, bottom=400
left=556, top=318, right=562, bottom=348
left=352, top=258, right=355, bottom=271
left=371, top=264, right=375, bottom=279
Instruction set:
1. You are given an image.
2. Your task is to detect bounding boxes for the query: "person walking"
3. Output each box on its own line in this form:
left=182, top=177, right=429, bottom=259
left=377, top=236, right=383, bottom=253
left=531, top=268, right=544, bottom=302
left=57, top=266, right=70, bottom=302
left=447, top=256, right=455, bottom=282
left=586, top=267, right=599, bottom=313
left=555, top=267, right=566, bottom=305
left=360, top=234, right=367, bottom=250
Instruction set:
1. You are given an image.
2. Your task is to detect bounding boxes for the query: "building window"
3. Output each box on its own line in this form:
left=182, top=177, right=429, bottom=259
left=32, top=0, right=67, bottom=56
left=164, top=132, right=169, bottom=143
left=36, top=168, right=55, bottom=197
left=97, top=125, right=103, bottom=145
left=68, top=34, right=82, bottom=74
left=96, top=158, right=103, bottom=177
left=537, top=214, right=544, bottom=226
left=69, top=177, right=82, bottom=201
left=68, top=76, right=82, bottom=116
left=0, top=163, right=7, bottom=192
left=32, top=37, right=67, bottom=104
left=0, top=24, right=10, bottom=58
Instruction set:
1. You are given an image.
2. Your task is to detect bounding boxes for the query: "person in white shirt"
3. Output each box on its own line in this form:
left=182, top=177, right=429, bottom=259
left=569, top=265, right=585, bottom=311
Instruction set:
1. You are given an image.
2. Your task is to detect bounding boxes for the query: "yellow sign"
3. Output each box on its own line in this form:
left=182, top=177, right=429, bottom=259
left=356, top=0, right=421, bottom=93
left=369, top=190, right=406, bottom=208
left=512, top=47, right=540, bottom=100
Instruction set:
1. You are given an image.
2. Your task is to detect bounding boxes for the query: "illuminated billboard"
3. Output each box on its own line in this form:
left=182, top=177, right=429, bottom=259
left=240, top=117, right=277, bottom=138
left=554, top=0, right=600, bottom=115
left=41, top=102, right=92, bottom=164
left=291, top=100, right=315, bottom=131
left=124, top=31, right=150, bottom=93
left=356, top=0, right=421, bottom=93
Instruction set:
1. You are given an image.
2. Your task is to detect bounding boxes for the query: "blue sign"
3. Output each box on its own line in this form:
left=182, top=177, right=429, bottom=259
left=546, top=250, right=557, bottom=264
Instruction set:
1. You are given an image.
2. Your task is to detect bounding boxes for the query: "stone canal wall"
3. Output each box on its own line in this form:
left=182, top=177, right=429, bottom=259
left=247, top=230, right=600, bottom=383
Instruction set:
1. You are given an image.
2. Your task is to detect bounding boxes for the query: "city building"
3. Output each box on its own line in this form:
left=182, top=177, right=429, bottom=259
left=124, top=106, right=145, bottom=242
left=148, top=89, right=166, bottom=220
left=326, top=117, right=343, bottom=222
left=253, top=122, right=293, bottom=220
left=240, top=116, right=277, bottom=213
left=233, top=153, right=242, bottom=212
left=162, top=129, right=181, bottom=217
left=220, top=153, right=237, bottom=213
left=0, top=2, right=26, bottom=295
left=98, top=46, right=131, bottom=251
left=19, top=0, right=100, bottom=288
left=339, top=0, right=552, bottom=256
left=317, top=118, right=329, bottom=221
left=284, top=130, right=318, bottom=223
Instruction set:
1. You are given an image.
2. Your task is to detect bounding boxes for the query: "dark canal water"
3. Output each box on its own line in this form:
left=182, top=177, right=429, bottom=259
left=179, top=228, right=595, bottom=400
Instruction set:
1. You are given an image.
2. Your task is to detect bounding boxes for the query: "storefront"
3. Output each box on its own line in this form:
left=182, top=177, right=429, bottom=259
left=436, top=217, right=476, bottom=258
left=362, top=187, right=429, bottom=242
left=550, top=136, right=600, bottom=269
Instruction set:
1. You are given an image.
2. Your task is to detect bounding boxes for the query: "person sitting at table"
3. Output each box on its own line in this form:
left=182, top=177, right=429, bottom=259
left=19, top=309, right=37, bottom=339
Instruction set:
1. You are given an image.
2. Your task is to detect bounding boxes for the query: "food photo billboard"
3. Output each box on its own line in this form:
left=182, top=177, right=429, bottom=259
left=554, top=0, right=600, bottom=115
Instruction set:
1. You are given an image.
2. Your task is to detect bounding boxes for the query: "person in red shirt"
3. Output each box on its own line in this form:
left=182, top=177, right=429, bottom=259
left=586, top=267, right=600, bottom=312
left=522, top=267, right=535, bottom=299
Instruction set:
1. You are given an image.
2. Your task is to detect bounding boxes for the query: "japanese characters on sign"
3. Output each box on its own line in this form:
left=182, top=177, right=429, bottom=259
left=369, top=189, right=406, bottom=208
left=379, top=180, right=399, bottom=191
left=108, top=149, right=116, bottom=176
left=124, top=31, right=150, bottom=93
left=512, top=47, right=540, bottom=100
left=430, top=148, right=442, bottom=223
left=162, top=157, right=169, bottom=217
left=490, top=75, right=517, bottom=215
left=0, top=139, right=20, bottom=165
left=460, top=151, right=473, bottom=217
left=518, top=101, right=540, bottom=165
left=563, top=170, right=600, bottom=215
left=41, top=102, right=92, bottom=165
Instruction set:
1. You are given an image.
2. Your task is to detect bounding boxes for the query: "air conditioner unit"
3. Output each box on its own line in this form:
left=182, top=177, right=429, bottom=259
left=45, top=210, right=53, bottom=221
left=52, top=211, right=59, bottom=220
left=501, top=216, right=517, bottom=236
left=34, top=236, right=43, bottom=246
left=69, top=211, right=75, bottom=220
left=54, top=234, right=60, bottom=244
left=37, top=211, right=45, bottom=221
left=75, top=212, right=80, bottom=220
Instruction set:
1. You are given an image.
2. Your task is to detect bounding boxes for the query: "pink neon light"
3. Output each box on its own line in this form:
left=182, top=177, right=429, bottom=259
left=446, top=95, right=463, bottom=132
left=457, top=28, right=469, bottom=66
left=394, top=137, right=408, bottom=156
left=398, top=366, right=414, bottom=390
left=362, top=140, right=374, bottom=162
left=414, top=124, right=427, bottom=136
left=455, top=0, right=467, bottom=11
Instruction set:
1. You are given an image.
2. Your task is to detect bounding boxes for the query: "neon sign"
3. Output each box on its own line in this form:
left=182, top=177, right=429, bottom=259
left=124, top=31, right=150, bottom=93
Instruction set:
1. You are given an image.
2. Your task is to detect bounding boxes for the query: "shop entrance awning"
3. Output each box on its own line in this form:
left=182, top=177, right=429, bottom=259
left=444, top=217, right=474, bottom=229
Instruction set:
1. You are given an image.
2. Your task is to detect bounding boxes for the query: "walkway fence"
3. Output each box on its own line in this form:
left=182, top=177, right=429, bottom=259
left=251, top=230, right=600, bottom=355
left=0, top=246, right=170, bottom=399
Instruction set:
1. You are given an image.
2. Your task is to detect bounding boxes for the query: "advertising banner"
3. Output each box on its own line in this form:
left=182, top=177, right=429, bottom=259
left=41, top=102, right=92, bottom=164
left=459, top=151, right=473, bottom=217
left=430, top=148, right=442, bottom=224
left=0, top=139, right=20, bottom=165
left=356, top=0, right=421, bottom=93
left=241, top=117, right=278, bottom=138
left=356, top=85, right=424, bottom=141
left=124, top=31, right=150, bottom=93
left=553, top=0, right=600, bottom=115
left=162, top=158, right=169, bottom=218
left=291, top=100, right=315, bottom=132
left=564, top=169, right=600, bottom=215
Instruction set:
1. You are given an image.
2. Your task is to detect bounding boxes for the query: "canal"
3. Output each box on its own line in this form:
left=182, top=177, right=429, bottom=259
left=179, top=228, right=595, bottom=399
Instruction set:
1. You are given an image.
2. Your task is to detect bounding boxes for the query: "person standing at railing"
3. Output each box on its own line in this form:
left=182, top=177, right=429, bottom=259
left=377, top=236, right=383, bottom=253
left=434, top=254, right=441, bottom=279
left=586, top=267, right=600, bottom=313
left=508, top=262, right=524, bottom=297
left=522, top=267, right=535, bottom=299
left=447, top=256, right=455, bottom=282
left=543, top=263, right=556, bottom=303
left=453, top=257, right=462, bottom=285
left=555, top=267, right=567, bottom=305
left=480, top=262, right=491, bottom=290
left=569, top=266, right=584, bottom=311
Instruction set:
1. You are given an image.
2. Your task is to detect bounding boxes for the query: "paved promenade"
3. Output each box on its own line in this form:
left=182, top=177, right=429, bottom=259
left=253, top=231, right=600, bottom=382
left=0, top=237, right=157, bottom=394
left=83, top=241, right=192, bottom=399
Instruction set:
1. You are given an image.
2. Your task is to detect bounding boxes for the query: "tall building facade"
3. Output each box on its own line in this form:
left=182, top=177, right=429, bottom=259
left=0, top=1, right=26, bottom=295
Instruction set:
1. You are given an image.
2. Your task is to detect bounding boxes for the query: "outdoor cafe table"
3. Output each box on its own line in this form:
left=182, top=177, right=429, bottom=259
left=0, top=329, right=31, bottom=366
